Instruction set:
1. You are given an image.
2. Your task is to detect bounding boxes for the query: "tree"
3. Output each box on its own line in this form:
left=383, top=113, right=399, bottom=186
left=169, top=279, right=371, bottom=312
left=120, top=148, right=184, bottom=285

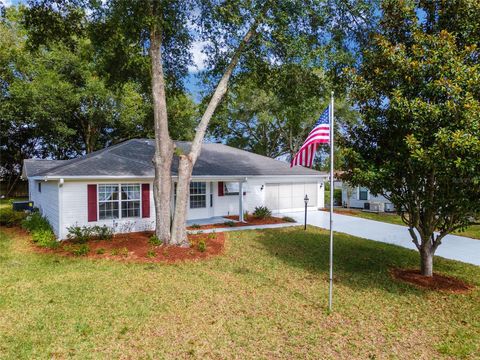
left=0, top=6, right=153, bottom=195
left=23, top=0, right=380, bottom=245
left=343, top=0, right=480, bottom=276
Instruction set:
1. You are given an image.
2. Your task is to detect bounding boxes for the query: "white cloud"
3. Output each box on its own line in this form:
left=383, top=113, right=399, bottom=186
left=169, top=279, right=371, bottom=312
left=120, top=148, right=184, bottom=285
left=1, top=0, right=14, bottom=7
left=188, top=40, right=209, bottom=73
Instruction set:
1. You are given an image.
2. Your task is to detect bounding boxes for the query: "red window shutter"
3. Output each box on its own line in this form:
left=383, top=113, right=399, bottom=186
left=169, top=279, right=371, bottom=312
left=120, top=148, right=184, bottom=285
left=87, top=184, right=97, bottom=222
left=218, top=182, right=224, bottom=196
left=142, top=183, right=150, bottom=218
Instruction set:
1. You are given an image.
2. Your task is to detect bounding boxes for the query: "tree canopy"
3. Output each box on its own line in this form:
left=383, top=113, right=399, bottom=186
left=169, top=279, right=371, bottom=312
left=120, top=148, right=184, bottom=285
left=343, top=0, right=480, bottom=276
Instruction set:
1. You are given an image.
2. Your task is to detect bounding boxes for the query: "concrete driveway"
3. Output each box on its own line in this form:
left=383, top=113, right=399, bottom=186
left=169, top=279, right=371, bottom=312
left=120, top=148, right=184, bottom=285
left=283, top=210, right=480, bottom=266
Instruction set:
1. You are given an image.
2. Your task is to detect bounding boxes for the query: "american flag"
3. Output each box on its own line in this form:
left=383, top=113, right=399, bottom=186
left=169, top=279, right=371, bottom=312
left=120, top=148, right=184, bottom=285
left=291, top=106, right=330, bottom=168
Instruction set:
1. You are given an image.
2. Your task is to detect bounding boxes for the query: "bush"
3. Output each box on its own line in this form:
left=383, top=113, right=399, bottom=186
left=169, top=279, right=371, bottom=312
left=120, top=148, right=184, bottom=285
left=282, top=216, right=296, bottom=223
left=96, top=248, right=106, bottom=255
left=189, top=223, right=201, bottom=229
left=253, top=206, right=272, bottom=219
left=148, top=234, right=162, bottom=246
left=21, top=212, right=51, bottom=232
left=197, top=239, right=207, bottom=252
left=223, top=221, right=236, bottom=227
left=22, top=213, right=57, bottom=248
left=66, top=225, right=92, bottom=244
left=32, top=229, right=58, bottom=249
left=91, top=225, right=113, bottom=240
left=71, top=244, right=90, bottom=256
left=66, top=224, right=113, bottom=243
left=147, top=249, right=156, bottom=258
left=0, top=208, right=27, bottom=227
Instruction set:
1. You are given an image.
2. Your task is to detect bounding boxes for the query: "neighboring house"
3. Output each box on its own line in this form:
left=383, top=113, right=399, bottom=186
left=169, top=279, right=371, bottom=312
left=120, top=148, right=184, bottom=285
left=341, top=182, right=394, bottom=212
left=22, top=139, right=327, bottom=239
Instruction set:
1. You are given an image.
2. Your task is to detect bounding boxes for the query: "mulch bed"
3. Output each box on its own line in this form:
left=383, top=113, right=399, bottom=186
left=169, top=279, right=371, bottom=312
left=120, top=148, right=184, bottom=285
left=33, top=231, right=225, bottom=264
left=391, top=268, right=474, bottom=293
left=187, top=215, right=291, bottom=230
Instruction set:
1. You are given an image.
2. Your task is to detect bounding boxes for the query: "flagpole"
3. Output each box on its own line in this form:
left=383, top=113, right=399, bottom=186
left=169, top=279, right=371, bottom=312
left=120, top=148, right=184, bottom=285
left=328, top=91, right=334, bottom=312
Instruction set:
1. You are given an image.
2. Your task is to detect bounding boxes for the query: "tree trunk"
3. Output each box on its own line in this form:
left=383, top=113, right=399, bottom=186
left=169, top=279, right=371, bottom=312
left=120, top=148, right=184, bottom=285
left=170, top=156, right=193, bottom=246
left=169, top=11, right=266, bottom=245
left=150, top=19, right=174, bottom=243
left=419, top=244, right=434, bottom=277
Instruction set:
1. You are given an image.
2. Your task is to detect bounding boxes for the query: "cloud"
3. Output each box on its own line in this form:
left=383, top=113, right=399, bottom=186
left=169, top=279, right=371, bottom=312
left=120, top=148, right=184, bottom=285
left=1, top=0, right=14, bottom=7
left=188, top=41, right=209, bottom=73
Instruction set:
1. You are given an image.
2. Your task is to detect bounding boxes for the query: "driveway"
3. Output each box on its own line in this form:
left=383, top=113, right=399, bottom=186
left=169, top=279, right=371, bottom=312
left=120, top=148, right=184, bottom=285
left=283, top=210, right=480, bottom=266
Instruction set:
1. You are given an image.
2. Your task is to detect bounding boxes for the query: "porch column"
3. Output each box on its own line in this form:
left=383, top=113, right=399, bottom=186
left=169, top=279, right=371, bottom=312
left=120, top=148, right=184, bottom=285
left=239, top=181, right=244, bottom=222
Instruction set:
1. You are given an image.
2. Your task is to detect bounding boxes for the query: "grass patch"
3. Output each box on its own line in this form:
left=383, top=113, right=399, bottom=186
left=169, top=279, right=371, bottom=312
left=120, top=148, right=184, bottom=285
left=335, top=208, right=480, bottom=239
left=0, top=227, right=478, bottom=358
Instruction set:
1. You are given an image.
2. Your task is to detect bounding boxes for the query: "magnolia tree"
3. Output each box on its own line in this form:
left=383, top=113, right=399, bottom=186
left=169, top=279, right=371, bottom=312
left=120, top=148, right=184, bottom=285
left=344, top=0, right=480, bottom=276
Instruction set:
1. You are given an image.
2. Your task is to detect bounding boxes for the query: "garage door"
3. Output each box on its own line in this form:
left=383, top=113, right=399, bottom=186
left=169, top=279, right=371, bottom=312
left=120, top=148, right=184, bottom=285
left=265, top=182, right=318, bottom=212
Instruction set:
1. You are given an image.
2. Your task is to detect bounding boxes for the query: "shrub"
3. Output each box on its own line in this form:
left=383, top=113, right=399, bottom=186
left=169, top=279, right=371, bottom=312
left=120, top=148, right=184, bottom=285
left=66, top=224, right=113, bottom=243
left=72, top=244, right=90, bottom=256
left=91, top=225, right=113, bottom=240
left=32, top=229, right=58, bottom=249
left=66, top=225, right=92, bottom=243
left=253, top=206, right=272, bottom=219
left=0, top=208, right=27, bottom=227
left=21, top=212, right=51, bottom=232
left=190, top=223, right=201, bottom=229
left=22, top=213, right=57, bottom=248
left=147, top=249, right=156, bottom=258
left=223, top=221, right=236, bottom=227
left=96, top=248, right=105, bottom=255
left=282, top=216, right=296, bottom=223
left=197, top=239, right=207, bottom=252
left=148, top=234, right=162, bottom=246
left=111, top=247, right=129, bottom=257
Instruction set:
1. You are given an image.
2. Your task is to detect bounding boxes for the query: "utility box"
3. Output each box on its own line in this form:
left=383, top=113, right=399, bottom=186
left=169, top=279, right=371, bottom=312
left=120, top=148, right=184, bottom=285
left=12, top=201, right=34, bottom=212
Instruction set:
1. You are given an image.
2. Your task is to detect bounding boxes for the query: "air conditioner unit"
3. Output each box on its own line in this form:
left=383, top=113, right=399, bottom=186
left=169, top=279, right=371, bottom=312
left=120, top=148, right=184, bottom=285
left=363, top=202, right=370, bottom=210
left=365, top=202, right=384, bottom=213
left=384, top=203, right=395, bottom=212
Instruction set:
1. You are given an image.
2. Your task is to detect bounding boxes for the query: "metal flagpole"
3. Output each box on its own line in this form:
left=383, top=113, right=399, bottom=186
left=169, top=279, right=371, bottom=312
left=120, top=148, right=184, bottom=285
left=328, top=91, right=334, bottom=311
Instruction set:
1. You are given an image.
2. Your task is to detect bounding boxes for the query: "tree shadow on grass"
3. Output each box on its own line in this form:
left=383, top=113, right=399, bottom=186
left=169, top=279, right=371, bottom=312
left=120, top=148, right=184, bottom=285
left=253, top=226, right=468, bottom=295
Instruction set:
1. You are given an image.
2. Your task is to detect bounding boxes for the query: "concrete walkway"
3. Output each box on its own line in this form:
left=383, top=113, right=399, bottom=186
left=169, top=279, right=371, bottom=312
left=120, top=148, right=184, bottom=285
left=283, top=210, right=480, bottom=266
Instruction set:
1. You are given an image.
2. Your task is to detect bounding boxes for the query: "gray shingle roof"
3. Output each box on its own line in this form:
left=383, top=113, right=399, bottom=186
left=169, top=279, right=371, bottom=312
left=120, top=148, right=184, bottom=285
left=23, top=139, right=326, bottom=178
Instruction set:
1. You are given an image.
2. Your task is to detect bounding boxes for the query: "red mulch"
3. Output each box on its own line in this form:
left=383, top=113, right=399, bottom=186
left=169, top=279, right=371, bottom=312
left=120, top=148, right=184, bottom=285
left=187, top=215, right=290, bottom=230
left=33, top=231, right=225, bottom=264
left=391, top=268, right=474, bottom=293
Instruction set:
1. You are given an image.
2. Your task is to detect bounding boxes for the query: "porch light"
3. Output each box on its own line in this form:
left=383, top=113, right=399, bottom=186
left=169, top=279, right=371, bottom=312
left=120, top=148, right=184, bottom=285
left=304, top=194, right=309, bottom=205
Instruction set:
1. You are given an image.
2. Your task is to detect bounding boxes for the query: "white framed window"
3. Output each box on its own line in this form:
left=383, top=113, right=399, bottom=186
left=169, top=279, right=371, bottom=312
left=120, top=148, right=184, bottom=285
left=98, top=184, right=119, bottom=220
left=121, top=184, right=141, bottom=218
left=98, top=183, right=141, bottom=220
left=224, top=182, right=240, bottom=195
left=359, top=187, right=368, bottom=201
left=190, top=182, right=206, bottom=209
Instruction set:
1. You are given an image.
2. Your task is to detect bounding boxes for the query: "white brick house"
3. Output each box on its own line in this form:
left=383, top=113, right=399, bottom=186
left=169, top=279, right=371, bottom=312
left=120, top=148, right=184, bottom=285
left=23, top=139, right=327, bottom=239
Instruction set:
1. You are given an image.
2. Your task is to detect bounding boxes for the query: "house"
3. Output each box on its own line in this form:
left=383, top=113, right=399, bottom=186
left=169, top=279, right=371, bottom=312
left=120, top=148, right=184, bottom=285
left=341, top=182, right=394, bottom=212
left=22, top=139, right=327, bottom=239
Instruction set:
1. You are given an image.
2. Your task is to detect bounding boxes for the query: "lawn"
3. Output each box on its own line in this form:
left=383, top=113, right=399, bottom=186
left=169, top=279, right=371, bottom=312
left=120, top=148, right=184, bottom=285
left=0, top=227, right=479, bottom=359
left=334, top=208, right=480, bottom=240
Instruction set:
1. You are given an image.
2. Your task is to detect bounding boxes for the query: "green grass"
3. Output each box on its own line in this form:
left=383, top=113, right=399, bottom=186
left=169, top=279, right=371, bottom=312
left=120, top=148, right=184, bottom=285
left=0, top=227, right=479, bottom=359
left=334, top=208, right=480, bottom=239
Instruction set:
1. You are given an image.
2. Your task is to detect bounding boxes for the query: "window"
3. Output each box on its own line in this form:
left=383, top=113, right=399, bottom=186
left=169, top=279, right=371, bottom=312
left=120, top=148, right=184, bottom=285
left=190, top=182, right=206, bottom=209
left=98, top=184, right=119, bottom=220
left=121, top=184, right=140, bottom=218
left=224, top=182, right=239, bottom=195
left=359, top=187, right=368, bottom=201
left=38, top=182, right=41, bottom=193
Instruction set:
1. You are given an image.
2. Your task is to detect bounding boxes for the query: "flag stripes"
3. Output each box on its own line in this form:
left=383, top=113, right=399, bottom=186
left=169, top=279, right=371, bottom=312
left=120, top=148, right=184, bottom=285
left=291, top=106, right=330, bottom=168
